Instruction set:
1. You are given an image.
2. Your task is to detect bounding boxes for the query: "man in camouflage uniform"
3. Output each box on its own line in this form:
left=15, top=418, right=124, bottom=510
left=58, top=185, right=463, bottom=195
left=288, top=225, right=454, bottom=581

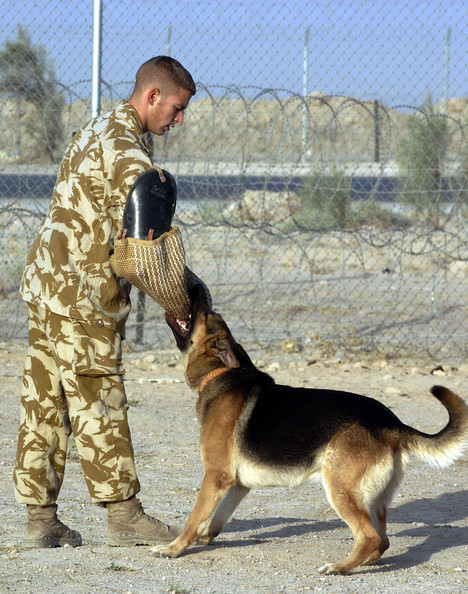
left=14, top=56, right=196, bottom=548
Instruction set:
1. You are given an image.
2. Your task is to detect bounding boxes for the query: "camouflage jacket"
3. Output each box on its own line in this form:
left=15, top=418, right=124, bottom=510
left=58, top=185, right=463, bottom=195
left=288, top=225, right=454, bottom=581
left=20, top=100, right=153, bottom=334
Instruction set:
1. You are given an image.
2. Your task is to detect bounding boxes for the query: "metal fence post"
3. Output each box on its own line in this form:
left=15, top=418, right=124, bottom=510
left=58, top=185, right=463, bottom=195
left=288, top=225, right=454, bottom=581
left=135, top=289, right=146, bottom=344
left=373, top=99, right=381, bottom=163
left=91, top=0, right=102, bottom=119
left=301, top=25, right=310, bottom=165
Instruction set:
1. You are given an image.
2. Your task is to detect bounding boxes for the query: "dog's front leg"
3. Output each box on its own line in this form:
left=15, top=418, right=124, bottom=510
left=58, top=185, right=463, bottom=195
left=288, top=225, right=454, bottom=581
left=196, top=483, right=250, bottom=544
left=151, top=470, right=236, bottom=558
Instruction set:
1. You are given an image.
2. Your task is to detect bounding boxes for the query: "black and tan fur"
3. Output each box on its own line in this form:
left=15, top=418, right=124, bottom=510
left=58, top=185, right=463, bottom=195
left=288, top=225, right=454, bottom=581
left=152, top=284, right=468, bottom=574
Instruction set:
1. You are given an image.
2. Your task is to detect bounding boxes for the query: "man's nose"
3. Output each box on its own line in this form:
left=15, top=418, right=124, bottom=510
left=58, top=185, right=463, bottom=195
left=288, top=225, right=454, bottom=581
left=174, top=111, right=184, bottom=125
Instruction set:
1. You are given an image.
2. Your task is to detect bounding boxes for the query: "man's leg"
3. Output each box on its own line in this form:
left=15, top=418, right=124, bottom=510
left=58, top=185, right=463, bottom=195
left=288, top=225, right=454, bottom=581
left=15, top=306, right=179, bottom=546
left=55, top=315, right=180, bottom=546
left=14, top=304, right=81, bottom=547
left=14, top=304, right=72, bottom=505
left=57, top=316, right=140, bottom=502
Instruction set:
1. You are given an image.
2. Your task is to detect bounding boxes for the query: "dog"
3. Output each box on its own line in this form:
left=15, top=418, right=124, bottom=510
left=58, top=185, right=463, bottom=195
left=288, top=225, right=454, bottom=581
left=152, top=283, right=468, bottom=574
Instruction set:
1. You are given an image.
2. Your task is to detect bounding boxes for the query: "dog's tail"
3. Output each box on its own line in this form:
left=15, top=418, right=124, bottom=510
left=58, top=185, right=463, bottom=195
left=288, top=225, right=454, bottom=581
left=398, top=385, right=468, bottom=467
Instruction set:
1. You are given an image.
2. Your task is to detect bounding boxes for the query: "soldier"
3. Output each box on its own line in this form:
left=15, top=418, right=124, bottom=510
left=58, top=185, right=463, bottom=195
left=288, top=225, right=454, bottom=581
left=14, top=56, right=196, bottom=548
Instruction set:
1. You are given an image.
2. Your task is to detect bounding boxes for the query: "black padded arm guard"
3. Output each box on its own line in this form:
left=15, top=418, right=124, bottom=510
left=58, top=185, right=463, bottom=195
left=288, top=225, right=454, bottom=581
left=123, top=167, right=177, bottom=239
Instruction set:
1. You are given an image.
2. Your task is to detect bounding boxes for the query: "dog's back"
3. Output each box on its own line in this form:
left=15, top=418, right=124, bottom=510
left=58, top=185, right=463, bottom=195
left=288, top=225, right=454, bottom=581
left=241, top=384, right=402, bottom=463
left=240, top=382, right=467, bottom=464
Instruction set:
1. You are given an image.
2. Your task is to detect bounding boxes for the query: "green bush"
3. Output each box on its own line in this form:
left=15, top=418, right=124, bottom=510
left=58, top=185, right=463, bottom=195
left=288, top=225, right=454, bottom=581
left=296, top=167, right=351, bottom=229
left=396, top=97, right=449, bottom=224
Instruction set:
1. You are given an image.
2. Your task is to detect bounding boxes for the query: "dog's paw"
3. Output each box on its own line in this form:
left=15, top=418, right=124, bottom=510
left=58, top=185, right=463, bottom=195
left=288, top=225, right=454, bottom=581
left=151, top=544, right=179, bottom=558
left=318, top=563, right=343, bottom=575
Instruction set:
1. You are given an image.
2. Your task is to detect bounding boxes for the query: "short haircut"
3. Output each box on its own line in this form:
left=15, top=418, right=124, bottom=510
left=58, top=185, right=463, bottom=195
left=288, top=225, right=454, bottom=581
left=132, top=56, right=196, bottom=97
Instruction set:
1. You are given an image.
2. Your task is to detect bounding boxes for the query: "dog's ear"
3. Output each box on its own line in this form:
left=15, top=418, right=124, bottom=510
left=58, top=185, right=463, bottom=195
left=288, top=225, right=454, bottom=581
left=212, top=337, right=239, bottom=368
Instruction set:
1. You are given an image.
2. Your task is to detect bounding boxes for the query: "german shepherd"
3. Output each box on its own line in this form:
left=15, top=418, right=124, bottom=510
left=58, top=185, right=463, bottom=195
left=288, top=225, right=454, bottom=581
left=152, top=284, right=468, bottom=574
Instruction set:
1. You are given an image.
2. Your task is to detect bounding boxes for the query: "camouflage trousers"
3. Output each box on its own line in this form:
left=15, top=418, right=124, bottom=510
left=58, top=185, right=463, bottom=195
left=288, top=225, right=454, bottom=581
left=14, top=304, right=140, bottom=505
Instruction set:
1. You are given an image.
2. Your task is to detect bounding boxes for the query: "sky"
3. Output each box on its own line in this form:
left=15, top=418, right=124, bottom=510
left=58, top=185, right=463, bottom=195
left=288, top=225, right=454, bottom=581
left=1, top=0, right=467, bottom=106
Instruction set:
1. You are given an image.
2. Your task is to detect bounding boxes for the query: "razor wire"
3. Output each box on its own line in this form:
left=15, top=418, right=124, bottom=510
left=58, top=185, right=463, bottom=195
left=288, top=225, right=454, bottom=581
left=0, top=1, right=467, bottom=363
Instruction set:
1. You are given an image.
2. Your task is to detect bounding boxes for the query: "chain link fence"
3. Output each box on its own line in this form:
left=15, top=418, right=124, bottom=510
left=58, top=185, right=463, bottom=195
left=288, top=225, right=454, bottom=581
left=0, top=1, right=467, bottom=363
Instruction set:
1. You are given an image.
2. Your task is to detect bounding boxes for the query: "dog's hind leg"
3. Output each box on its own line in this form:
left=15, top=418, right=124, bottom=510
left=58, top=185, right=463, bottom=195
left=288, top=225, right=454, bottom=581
left=318, top=491, right=381, bottom=574
left=361, top=502, right=389, bottom=565
left=318, top=440, right=386, bottom=574
left=197, top=484, right=250, bottom=544
left=362, top=451, right=405, bottom=565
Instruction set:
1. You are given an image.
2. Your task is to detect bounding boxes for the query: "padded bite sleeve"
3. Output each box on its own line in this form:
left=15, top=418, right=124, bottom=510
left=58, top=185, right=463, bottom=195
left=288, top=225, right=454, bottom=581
left=110, top=226, right=190, bottom=320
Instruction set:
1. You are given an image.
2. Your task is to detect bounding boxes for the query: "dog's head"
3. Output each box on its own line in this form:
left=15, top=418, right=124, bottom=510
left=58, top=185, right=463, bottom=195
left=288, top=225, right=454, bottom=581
left=166, top=283, right=251, bottom=390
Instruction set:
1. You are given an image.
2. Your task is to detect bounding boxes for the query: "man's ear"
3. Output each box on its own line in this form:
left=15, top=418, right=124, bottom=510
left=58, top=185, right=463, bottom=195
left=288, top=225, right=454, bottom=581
left=212, top=337, right=239, bottom=368
left=148, top=87, right=161, bottom=105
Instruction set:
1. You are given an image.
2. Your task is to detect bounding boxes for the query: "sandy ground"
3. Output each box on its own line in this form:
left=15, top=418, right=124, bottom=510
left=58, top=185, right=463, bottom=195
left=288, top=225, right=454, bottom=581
left=0, top=337, right=467, bottom=593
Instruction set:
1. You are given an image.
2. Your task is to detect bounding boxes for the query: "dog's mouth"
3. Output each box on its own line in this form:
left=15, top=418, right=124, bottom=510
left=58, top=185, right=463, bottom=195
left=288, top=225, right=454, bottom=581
left=166, top=313, right=191, bottom=336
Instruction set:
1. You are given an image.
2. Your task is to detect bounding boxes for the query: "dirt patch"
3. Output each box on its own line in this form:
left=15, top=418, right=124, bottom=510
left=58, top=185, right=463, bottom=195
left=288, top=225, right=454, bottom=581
left=0, top=339, right=467, bottom=593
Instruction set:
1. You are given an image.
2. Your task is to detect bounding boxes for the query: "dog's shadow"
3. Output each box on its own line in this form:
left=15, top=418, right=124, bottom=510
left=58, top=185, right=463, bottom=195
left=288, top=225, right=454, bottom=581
left=373, top=490, right=468, bottom=572
left=186, top=491, right=468, bottom=570
left=223, top=515, right=342, bottom=544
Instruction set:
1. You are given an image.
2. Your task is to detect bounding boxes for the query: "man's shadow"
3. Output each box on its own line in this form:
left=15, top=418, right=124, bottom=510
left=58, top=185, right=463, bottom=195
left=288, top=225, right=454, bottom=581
left=186, top=490, right=467, bottom=570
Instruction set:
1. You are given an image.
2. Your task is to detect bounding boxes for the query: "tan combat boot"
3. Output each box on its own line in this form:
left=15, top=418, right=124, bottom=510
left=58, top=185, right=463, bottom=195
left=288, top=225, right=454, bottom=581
left=25, top=504, right=82, bottom=548
left=106, top=496, right=182, bottom=546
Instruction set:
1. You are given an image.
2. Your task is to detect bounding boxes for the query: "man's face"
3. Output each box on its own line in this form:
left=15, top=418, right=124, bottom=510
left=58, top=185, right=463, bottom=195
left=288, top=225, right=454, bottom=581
left=146, top=87, right=193, bottom=136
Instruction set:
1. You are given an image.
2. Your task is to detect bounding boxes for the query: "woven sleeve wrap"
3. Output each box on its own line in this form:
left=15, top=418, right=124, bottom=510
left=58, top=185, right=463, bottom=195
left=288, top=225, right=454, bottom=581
left=110, top=226, right=190, bottom=320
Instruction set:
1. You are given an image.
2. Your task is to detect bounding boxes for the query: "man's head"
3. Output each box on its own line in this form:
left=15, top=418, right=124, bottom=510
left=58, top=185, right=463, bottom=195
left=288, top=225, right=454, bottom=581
left=129, top=56, right=196, bottom=135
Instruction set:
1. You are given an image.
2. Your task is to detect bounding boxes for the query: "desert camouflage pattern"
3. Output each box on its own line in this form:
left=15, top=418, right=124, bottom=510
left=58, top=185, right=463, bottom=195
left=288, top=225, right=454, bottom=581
left=20, top=100, right=154, bottom=334
left=14, top=304, right=140, bottom=505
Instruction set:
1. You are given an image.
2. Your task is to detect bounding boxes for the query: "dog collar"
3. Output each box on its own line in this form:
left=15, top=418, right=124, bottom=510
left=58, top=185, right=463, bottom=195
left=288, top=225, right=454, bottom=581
left=198, top=367, right=230, bottom=394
